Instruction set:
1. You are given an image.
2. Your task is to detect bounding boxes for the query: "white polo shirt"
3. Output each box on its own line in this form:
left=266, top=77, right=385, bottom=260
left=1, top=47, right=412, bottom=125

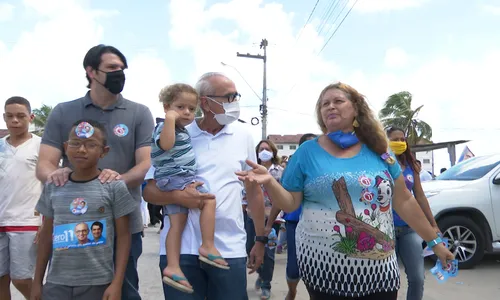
left=145, top=120, right=257, bottom=258
left=0, top=134, right=43, bottom=229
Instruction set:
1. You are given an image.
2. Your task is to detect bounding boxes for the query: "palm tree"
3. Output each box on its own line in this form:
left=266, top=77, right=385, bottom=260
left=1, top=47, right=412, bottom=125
left=378, top=91, right=432, bottom=145
left=32, top=104, right=53, bottom=136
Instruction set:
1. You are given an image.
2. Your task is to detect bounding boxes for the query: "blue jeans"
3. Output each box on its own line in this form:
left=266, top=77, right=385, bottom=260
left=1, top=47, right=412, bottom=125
left=285, top=221, right=300, bottom=282
left=159, top=254, right=248, bottom=300
left=245, top=217, right=278, bottom=291
left=114, top=232, right=143, bottom=300
left=395, top=226, right=425, bottom=300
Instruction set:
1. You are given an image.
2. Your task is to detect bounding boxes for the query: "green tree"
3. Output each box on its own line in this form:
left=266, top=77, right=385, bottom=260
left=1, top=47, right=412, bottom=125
left=32, top=104, right=53, bottom=136
left=195, top=107, right=203, bottom=118
left=378, top=91, right=432, bottom=145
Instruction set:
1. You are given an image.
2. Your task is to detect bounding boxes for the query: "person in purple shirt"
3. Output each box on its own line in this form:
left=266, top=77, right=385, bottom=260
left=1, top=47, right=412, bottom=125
left=387, top=127, right=440, bottom=300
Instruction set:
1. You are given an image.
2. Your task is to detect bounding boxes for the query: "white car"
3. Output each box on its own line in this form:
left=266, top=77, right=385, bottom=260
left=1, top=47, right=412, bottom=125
left=422, top=154, right=500, bottom=269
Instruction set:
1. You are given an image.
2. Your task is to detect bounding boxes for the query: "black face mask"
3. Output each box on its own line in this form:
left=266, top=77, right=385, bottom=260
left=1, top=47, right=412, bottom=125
left=98, top=70, right=125, bottom=94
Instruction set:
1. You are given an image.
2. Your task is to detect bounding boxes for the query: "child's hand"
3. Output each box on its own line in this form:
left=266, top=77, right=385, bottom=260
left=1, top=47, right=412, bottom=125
left=102, top=282, right=121, bottom=300
left=165, top=110, right=180, bottom=121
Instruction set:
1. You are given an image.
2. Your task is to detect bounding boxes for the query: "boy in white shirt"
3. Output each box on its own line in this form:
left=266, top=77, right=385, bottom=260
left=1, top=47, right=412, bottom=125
left=0, top=96, right=43, bottom=299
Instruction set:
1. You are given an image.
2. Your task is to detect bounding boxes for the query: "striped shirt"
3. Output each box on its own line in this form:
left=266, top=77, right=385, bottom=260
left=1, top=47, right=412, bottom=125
left=151, top=123, right=197, bottom=181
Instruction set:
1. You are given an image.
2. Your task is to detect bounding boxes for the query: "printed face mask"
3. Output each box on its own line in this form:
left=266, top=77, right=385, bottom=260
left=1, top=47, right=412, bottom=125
left=259, top=150, right=273, bottom=162
left=208, top=98, right=240, bottom=125
left=389, top=141, right=407, bottom=155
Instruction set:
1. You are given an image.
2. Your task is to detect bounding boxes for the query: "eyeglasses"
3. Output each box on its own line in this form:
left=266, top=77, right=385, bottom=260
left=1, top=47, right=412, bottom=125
left=75, top=230, right=88, bottom=234
left=67, top=140, right=102, bottom=150
left=204, top=93, right=241, bottom=103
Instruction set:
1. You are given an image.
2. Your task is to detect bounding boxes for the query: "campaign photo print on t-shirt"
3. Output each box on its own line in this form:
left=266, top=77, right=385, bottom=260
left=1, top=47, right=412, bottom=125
left=53, top=220, right=107, bottom=250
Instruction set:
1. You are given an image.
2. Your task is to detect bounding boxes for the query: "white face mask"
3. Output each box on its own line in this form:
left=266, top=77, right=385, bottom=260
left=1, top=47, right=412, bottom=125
left=207, top=98, right=240, bottom=125
left=258, top=150, right=273, bottom=162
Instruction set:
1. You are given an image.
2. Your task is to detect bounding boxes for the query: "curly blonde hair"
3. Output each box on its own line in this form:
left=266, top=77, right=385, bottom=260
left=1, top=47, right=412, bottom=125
left=159, top=83, right=198, bottom=105
left=315, top=82, right=389, bottom=160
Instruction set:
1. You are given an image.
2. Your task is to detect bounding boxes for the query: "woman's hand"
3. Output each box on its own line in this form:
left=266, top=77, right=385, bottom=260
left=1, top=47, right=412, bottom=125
left=236, top=160, right=274, bottom=185
left=432, top=243, right=455, bottom=267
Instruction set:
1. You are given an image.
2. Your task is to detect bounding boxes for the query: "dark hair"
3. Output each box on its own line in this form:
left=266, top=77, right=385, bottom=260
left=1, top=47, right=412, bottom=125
left=5, top=96, right=31, bottom=113
left=83, top=44, right=128, bottom=88
left=256, top=139, right=281, bottom=165
left=386, top=127, right=420, bottom=173
left=91, top=221, right=103, bottom=230
left=71, top=119, right=108, bottom=146
left=299, top=133, right=317, bottom=146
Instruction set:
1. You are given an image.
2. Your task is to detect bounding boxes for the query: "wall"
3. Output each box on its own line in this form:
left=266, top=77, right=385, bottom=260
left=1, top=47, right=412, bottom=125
left=276, top=143, right=298, bottom=157
left=416, top=151, right=434, bottom=174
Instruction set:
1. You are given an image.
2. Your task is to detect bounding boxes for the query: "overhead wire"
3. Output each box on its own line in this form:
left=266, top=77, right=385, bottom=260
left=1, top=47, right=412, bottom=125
left=318, top=0, right=359, bottom=54
left=295, top=0, right=321, bottom=43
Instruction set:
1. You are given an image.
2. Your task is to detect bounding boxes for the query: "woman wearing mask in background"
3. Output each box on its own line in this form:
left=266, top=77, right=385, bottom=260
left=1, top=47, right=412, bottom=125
left=245, top=139, right=284, bottom=300
left=237, top=82, right=454, bottom=300
left=387, top=127, right=440, bottom=300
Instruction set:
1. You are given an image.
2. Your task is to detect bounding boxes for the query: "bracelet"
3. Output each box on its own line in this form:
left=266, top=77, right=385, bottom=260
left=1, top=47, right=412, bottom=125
left=426, top=236, right=443, bottom=249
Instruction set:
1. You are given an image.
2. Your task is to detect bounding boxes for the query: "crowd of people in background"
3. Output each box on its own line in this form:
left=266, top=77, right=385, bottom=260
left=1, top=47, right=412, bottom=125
left=1, top=43, right=455, bottom=300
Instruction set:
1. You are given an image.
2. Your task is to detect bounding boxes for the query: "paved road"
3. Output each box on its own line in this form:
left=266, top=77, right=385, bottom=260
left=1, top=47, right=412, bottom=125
left=11, top=226, right=500, bottom=299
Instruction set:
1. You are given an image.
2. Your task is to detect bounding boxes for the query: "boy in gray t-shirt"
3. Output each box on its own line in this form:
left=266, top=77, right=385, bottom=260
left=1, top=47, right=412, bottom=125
left=31, top=120, right=136, bottom=300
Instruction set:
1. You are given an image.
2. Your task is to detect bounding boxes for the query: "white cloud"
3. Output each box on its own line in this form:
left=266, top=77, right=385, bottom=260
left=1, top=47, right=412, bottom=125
left=384, top=47, right=410, bottom=68
left=166, top=0, right=500, bottom=172
left=0, top=0, right=170, bottom=131
left=353, top=0, right=429, bottom=13
left=123, top=50, right=171, bottom=116
left=0, top=3, right=15, bottom=21
left=481, top=4, right=500, bottom=15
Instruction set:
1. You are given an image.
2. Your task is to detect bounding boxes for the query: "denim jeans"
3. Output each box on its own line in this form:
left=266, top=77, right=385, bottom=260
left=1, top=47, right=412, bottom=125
left=159, top=254, right=248, bottom=300
left=395, top=226, right=425, bottom=300
left=114, top=232, right=143, bottom=300
left=285, top=221, right=300, bottom=282
left=245, top=217, right=279, bottom=291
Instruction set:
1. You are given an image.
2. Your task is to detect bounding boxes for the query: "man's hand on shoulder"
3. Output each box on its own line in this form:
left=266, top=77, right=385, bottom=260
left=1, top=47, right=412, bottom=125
left=46, top=167, right=72, bottom=186
left=98, top=169, right=122, bottom=184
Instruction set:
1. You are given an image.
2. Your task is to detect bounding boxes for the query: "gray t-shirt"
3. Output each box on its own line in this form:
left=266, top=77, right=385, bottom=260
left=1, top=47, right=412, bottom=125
left=41, top=92, right=154, bottom=234
left=35, top=177, right=136, bottom=286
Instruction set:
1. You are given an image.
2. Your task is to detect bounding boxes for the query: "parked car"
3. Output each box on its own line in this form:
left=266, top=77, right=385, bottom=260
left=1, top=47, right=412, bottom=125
left=422, top=154, right=500, bottom=269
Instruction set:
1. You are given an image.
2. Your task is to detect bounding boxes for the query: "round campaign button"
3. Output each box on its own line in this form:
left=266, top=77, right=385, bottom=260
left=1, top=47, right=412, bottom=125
left=75, top=122, right=94, bottom=138
left=70, top=198, right=88, bottom=215
left=113, top=124, right=129, bottom=137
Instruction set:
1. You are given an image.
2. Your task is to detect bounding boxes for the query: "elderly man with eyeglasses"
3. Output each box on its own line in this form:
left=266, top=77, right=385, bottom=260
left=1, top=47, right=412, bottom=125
left=143, top=72, right=266, bottom=300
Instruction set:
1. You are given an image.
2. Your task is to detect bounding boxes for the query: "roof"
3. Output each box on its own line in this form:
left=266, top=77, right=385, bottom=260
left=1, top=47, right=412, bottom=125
left=267, top=134, right=305, bottom=144
left=411, top=140, right=469, bottom=152
left=0, top=129, right=8, bottom=138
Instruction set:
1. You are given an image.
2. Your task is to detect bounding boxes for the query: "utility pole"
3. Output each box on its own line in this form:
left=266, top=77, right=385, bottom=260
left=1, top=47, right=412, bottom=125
left=237, top=38, right=268, bottom=140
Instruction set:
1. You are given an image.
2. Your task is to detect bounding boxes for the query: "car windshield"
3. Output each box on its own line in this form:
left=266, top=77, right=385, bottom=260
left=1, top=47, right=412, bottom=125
left=436, top=156, right=500, bottom=181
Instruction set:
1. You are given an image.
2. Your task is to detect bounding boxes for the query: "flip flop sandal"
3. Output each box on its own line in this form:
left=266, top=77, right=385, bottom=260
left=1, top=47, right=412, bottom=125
left=198, top=254, right=230, bottom=270
left=162, top=274, right=194, bottom=294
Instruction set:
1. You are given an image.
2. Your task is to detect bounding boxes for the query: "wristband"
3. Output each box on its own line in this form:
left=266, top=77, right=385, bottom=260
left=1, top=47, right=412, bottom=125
left=426, top=236, right=443, bottom=249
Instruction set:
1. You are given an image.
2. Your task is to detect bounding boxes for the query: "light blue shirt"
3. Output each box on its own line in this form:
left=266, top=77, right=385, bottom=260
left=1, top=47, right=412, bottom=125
left=281, top=138, right=402, bottom=297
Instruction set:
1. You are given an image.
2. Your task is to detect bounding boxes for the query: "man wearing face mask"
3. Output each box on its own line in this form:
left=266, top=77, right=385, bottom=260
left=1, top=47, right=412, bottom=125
left=36, top=44, right=154, bottom=300
left=143, top=72, right=266, bottom=300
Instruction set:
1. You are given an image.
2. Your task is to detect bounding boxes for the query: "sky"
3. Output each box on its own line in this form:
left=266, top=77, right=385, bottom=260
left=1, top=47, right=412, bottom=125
left=1, top=0, right=500, bottom=171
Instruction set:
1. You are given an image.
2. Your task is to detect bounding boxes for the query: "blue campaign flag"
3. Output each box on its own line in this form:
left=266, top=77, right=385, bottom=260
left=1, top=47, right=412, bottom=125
left=458, top=146, right=475, bottom=163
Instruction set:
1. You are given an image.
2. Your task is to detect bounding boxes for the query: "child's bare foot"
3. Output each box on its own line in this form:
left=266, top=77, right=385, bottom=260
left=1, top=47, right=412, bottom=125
left=199, top=245, right=230, bottom=269
left=162, top=266, right=193, bottom=293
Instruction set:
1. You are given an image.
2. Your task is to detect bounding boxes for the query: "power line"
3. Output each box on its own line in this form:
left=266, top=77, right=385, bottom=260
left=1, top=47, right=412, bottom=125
left=318, top=0, right=359, bottom=54
left=295, top=0, right=321, bottom=42
left=317, top=0, right=342, bottom=36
